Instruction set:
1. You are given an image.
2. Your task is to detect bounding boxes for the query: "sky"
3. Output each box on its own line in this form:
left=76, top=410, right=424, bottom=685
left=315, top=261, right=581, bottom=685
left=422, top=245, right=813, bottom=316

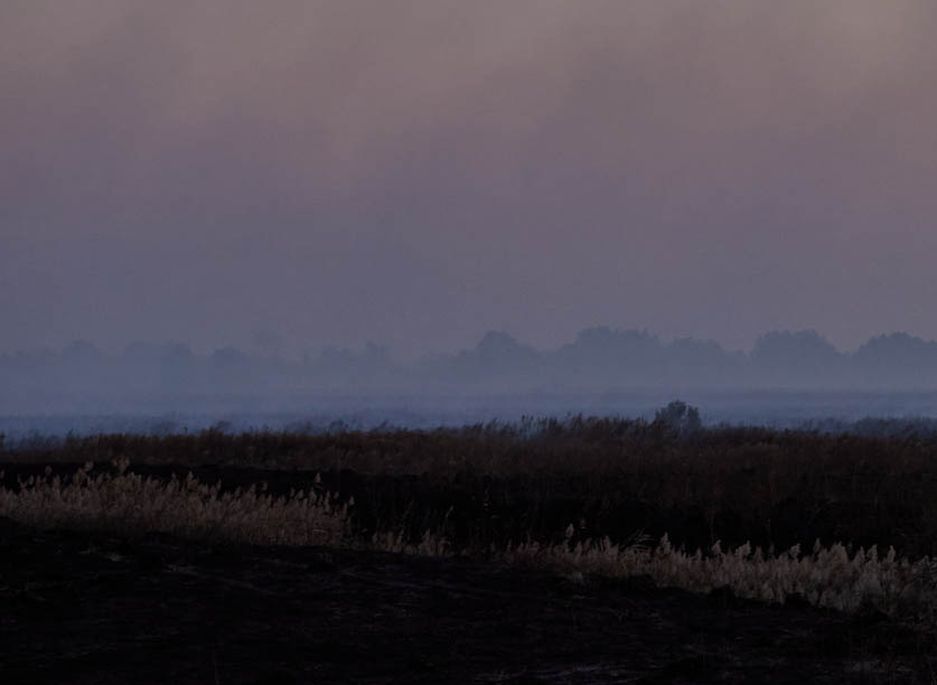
left=3, top=1, right=937, bottom=357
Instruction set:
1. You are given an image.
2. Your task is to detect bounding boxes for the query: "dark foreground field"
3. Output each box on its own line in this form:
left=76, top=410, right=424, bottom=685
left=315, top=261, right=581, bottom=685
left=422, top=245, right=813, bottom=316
left=5, top=420, right=937, bottom=682
left=2, top=518, right=934, bottom=685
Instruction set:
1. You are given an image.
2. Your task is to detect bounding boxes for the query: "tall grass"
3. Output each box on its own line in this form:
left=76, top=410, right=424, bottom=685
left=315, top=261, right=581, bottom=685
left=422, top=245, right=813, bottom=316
left=9, top=420, right=937, bottom=557
left=505, top=533, right=937, bottom=617
left=2, top=460, right=937, bottom=618
left=0, top=460, right=349, bottom=546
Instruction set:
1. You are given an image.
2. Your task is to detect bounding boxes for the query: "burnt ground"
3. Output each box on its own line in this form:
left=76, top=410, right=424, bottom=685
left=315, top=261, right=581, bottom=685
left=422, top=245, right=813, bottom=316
left=1, top=520, right=935, bottom=684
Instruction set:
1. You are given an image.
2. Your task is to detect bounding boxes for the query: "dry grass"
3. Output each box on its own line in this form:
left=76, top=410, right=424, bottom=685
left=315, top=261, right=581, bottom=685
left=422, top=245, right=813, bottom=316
left=0, top=460, right=349, bottom=546
left=371, top=529, right=454, bottom=557
left=3, top=458, right=937, bottom=620
left=505, top=531, right=937, bottom=618
left=10, top=421, right=937, bottom=558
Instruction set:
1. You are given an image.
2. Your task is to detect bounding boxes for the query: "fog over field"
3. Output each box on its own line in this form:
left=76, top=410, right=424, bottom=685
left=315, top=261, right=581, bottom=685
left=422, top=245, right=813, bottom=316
left=7, top=327, right=937, bottom=437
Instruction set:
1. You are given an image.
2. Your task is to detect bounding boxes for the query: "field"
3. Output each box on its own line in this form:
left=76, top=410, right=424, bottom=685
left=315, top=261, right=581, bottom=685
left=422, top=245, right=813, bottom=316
left=3, top=417, right=937, bottom=682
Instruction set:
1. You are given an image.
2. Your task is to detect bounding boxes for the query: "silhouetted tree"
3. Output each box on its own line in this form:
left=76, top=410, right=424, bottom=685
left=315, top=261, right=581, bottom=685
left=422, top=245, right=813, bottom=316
left=751, top=330, right=843, bottom=385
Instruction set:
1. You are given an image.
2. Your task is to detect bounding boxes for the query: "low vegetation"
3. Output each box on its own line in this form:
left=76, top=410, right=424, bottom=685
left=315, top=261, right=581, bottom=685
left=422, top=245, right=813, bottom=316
left=0, top=460, right=348, bottom=546
left=4, top=415, right=937, bottom=620
left=507, top=534, right=937, bottom=618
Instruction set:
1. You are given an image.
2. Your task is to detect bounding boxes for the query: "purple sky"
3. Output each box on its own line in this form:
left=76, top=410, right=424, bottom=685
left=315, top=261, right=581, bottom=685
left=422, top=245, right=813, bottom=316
left=3, top=1, right=937, bottom=356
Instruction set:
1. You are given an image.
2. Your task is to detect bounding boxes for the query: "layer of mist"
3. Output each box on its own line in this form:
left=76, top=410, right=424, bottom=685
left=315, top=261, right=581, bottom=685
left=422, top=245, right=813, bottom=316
left=5, top=328, right=937, bottom=435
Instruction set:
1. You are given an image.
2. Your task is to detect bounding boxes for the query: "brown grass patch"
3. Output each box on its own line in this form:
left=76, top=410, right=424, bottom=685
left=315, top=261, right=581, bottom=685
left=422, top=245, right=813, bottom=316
left=0, top=460, right=349, bottom=546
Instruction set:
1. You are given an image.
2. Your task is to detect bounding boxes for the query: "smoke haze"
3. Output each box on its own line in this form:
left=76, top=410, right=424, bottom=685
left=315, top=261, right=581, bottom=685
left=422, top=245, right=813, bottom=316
left=3, top=2, right=937, bottom=357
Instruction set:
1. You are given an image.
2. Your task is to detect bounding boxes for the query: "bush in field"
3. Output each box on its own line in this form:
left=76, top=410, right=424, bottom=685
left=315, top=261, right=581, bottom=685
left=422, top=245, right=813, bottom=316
left=653, top=400, right=702, bottom=438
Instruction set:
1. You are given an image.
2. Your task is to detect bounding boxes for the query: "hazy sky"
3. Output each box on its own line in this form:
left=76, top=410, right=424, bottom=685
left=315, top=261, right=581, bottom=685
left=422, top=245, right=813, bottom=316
left=3, top=1, right=937, bottom=356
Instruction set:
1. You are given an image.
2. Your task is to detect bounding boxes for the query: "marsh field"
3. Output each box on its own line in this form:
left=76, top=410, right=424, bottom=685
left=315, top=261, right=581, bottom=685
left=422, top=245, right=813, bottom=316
left=3, top=417, right=937, bottom=683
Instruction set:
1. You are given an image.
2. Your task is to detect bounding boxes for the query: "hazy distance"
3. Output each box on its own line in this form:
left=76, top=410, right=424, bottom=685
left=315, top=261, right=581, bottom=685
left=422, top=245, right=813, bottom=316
left=8, top=328, right=937, bottom=428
